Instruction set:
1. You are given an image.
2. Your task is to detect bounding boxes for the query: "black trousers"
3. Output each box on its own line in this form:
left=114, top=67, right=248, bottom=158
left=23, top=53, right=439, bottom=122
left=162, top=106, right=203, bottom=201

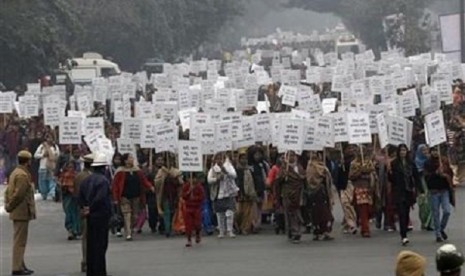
left=87, top=216, right=109, bottom=276
left=396, top=201, right=410, bottom=239
left=146, top=193, right=164, bottom=232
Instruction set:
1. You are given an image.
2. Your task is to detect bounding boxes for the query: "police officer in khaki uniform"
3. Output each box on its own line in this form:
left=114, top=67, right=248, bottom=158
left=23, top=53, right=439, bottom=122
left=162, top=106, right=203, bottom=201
left=5, top=150, right=36, bottom=275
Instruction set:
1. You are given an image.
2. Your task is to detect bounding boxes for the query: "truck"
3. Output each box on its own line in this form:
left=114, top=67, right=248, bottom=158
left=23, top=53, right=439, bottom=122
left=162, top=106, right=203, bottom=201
left=63, top=52, right=121, bottom=85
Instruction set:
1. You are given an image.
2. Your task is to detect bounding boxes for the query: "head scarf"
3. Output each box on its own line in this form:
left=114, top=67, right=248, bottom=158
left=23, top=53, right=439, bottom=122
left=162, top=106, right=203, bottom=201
left=395, top=250, right=426, bottom=276
left=415, top=144, right=428, bottom=172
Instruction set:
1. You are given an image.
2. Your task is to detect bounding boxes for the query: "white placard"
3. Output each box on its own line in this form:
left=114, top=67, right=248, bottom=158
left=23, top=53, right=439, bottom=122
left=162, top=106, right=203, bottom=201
left=215, top=121, right=233, bottom=153
left=367, top=105, right=386, bottom=133
left=59, top=117, right=82, bottom=145
left=316, top=116, right=335, bottom=148
left=178, top=141, right=203, bottom=172
left=154, top=101, right=178, bottom=121
left=154, top=122, right=178, bottom=153
left=199, top=126, right=215, bottom=155
left=385, top=116, right=409, bottom=147
left=122, top=119, right=142, bottom=141
left=178, top=107, right=196, bottom=131
left=303, top=120, right=322, bottom=151
left=85, top=132, right=105, bottom=153
left=113, top=100, right=123, bottom=123
left=77, top=95, right=92, bottom=116
left=330, top=113, right=349, bottom=143
left=376, top=114, right=389, bottom=149
left=221, top=112, right=243, bottom=141
left=321, top=98, right=338, bottom=114
left=280, top=85, right=298, bottom=107
left=425, top=110, right=447, bottom=147
left=255, top=113, right=271, bottom=143
left=117, top=138, right=136, bottom=155
left=84, top=117, right=104, bottom=136
left=135, top=101, right=154, bottom=119
left=234, top=117, right=256, bottom=149
left=43, top=103, right=62, bottom=127
left=347, top=112, right=372, bottom=144
left=190, top=113, right=212, bottom=141
left=0, top=93, right=13, bottom=113
left=140, top=120, right=157, bottom=149
left=278, top=119, right=304, bottom=153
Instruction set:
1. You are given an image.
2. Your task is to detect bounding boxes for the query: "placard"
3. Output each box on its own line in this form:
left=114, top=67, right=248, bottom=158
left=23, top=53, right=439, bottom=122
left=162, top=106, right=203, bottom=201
left=84, top=117, right=104, bottom=136
left=280, top=85, right=298, bottom=107
left=122, top=119, right=142, bottom=141
left=140, top=120, right=157, bottom=149
left=255, top=113, right=271, bottom=143
left=178, top=141, right=203, bottom=172
left=347, top=112, right=372, bottom=144
left=316, top=116, right=335, bottom=148
left=376, top=114, right=389, bottom=149
left=154, top=122, right=178, bottom=153
left=425, top=110, right=447, bottom=147
left=234, top=117, right=256, bottom=149
left=0, top=93, right=13, bottom=113
left=43, top=103, right=62, bottom=127
left=117, top=138, right=136, bottom=155
left=330, top=113, right=349, bottom=143
left=303, top=120, right=322, bottom=151
left=278, top=119, right=304, bottom=153
left=59, top=117, right=82, bottom=145
left=321, top=98, right=338, bottom=114
left=84, top=132, right=105, bottom=153
left=215, top=121, right=233, bottom=153
left=190, top=113, right=212, bottom=141
left=385, top=116, right=409, bottom=147
left=199, top=126, right=215, bottom=155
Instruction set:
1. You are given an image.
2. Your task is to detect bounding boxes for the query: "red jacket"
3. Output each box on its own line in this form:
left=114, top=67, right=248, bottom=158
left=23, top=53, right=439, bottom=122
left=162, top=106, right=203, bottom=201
left=181, top=183, right=205, bottom=211
left=112, top=168, right=152, bottom=205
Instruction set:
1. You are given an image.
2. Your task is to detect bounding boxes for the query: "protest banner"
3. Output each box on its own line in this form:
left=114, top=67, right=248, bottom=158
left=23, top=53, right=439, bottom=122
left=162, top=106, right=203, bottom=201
left=84, top=117, right=104, bottom=136
left=140, top=120, right=157, bottom=149
left=367, top=105, right=385, bottom=133
left=178, top=107, right=197, bottom=131
left=347, top=112, right=372, bottom=144
left=122, top=118, right=142, bottom=141
left=190, top=113, right=212, bottom=141
left=316, top=116, right=335, bottom=148
left=385, top=116, right=409, bottom=147
left=255, top=113, right=271, bottom=143
left=330, top=112, right=349, bottom=143
left=425, top=110, right=447, bottom=147
left=84, top=131, right=105, bottom=153
left=59, top=117, right=82, bottom=145
left=376, top=114, right=389, bottom=149
left=280, top=84, right=298, bottom=107
left=322, top=98, right=338, bottom=114
left=215, top=121, right=233, bottom=153
left=199, top=126, right=215, bottom=155
left=117, top=138, right=136, bottom=155
left=43, top=103, right=62, bottom=127
left=303, top=120, right=322, bottom=151
left=178, top=141, right=203, bottom=172
left=278, top=119, right=304, bottom=153
left=154, top=122, right=178, bottom=153
left=135, top=101, right=154, bottom=119
left=0, top=93, right=13, bottom=114
left=153, top=101, right=178, bottom=122
left=234, top=116, right=256, bottom=149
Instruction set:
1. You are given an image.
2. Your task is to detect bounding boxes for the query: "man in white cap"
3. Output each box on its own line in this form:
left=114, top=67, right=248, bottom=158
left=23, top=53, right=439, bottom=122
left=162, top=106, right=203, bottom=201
left=78, top=152, right=112, bottom=276
left=74, top=153, right=94, bottom=273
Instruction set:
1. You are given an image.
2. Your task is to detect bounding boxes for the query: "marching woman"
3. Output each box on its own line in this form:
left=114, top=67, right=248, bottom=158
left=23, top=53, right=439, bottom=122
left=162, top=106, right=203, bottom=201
left=415, top=144, right=433, bottom=231
left=306, top=151, right=335, bottom=241
left=276, top=151, right=306, bottom=244
left=207, top=153, right=238, bottom=238
left=112, top=153, right=154, bottom=241
left=349, top=146, right=377, bottom=238
left=235, top=149, right=257, bottom=235
left=388, top=144, right=418, bottom=246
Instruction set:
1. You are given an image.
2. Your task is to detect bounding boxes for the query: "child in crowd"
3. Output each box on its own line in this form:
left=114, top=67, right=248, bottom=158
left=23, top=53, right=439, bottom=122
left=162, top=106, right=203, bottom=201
left=181, top=173, right=205, bottom=247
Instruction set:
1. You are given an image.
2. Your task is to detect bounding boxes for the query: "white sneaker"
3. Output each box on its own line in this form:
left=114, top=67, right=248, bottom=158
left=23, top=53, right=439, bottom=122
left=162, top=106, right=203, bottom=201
left=217, top=232, right=225, bottom=239
left=116, top=232, right=123, bottom=238
left=402, top=238, right=409, bottom=246
left=126, top=235, right=132, bottom=241
left=227, top=231, right=236, bottom=238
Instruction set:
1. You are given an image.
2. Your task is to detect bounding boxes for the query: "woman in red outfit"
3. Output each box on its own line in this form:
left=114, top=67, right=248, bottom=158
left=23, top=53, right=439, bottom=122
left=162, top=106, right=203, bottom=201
left=181, top=173, right=205, bottom=247
left=112, top=153, right=154, bottom=241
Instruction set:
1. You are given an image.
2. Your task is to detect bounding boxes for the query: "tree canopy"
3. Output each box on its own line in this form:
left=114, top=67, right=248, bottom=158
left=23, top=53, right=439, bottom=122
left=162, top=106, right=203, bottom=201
left=285, top=0, right=434, bottom=55
left=0, top=0, right=243, bottom=87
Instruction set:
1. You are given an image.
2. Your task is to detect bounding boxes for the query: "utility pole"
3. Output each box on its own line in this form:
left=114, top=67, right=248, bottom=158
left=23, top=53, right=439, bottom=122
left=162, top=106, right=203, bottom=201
left=460, top=0, right=465, bottom=62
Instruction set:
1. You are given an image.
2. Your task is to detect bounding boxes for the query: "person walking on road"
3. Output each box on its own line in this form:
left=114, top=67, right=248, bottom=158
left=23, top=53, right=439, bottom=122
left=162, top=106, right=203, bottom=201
left=425, top=147, right=454, bottom=243
left=112, top=153, right=154, bottom=241
left=388, top=144, right=418, bottom=246
left=33, top=135, right=59, bottom=201
left=79, top=152, right=112, bottom=276
left=4, top=150, right=36, bottom=276
left=74, top=153, right=94, bottom=273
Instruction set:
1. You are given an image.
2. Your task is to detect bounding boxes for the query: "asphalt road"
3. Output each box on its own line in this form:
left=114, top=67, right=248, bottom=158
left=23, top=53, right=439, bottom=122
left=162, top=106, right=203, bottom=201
left=1, top=184, right=464, bottom=276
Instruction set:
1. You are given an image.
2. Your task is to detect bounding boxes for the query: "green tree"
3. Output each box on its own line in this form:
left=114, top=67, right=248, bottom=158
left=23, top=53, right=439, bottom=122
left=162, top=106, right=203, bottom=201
left=0, top=0, right=81, bottom=87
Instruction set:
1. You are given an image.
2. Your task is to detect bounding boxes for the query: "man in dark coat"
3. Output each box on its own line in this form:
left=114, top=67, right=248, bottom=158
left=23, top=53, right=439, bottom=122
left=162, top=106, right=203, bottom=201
left=79, top=153, right=112, bottom=276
